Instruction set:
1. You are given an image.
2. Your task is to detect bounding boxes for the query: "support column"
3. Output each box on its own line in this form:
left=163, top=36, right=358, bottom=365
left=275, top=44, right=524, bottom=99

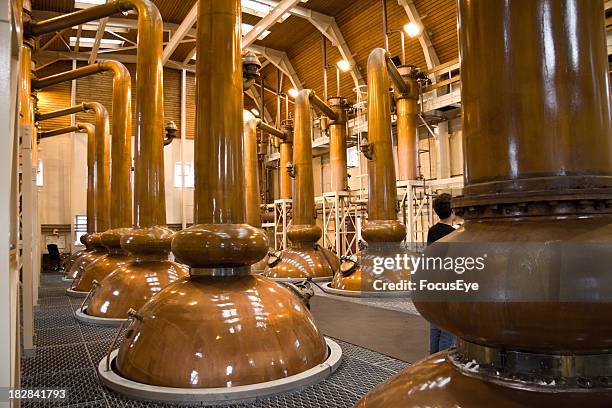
left=436, top=120, right=450, bottom=180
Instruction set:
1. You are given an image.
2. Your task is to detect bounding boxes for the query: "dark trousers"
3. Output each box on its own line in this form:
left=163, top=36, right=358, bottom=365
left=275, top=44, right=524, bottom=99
left=430, top=324, right=454, bottom=354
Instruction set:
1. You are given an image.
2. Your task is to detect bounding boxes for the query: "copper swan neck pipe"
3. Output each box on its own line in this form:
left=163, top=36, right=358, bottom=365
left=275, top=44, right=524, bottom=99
left=27, top=0, right=165, bottom=228
left=37, top=103, right=110, bottom=232
left=363, top=48, right=406, bottom=243
left=33, top=61, right=132, bottom=228
left=38, top=124, right=96, bottom=231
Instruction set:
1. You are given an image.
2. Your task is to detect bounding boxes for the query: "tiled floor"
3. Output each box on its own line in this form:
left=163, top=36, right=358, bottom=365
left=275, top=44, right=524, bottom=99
left=22, top=273, right=412, bottom=407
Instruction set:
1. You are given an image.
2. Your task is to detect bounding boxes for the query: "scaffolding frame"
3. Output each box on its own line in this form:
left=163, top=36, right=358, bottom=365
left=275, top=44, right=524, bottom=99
left=273, top=198, right=291, bottom=250
left=318, top=191, right=359, bottom=257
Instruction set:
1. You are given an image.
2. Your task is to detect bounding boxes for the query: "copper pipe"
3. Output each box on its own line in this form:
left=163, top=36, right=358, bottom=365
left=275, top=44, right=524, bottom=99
left=37, top=103, right=110, bottom=232
left=309, top=91, right=339, bottom=122
left=38, top=125, right=80, bottom=139
left=259, top=121, right=287, bottom=140
left=32, top=61, right=132, bottom=228
left=27, top=0, right=166, bottom=228
left=244, top=119, right=261, bottom=228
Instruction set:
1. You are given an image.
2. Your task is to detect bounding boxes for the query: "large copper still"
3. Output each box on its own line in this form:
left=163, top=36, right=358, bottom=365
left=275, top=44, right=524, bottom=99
left=329, top=48, right=412, bottom=295
left=34, top=62, right=134, bottom=291
left=264, top=90, right=340, bottom=281
left=36, top=103, right=111, bottom=280
left=357, top=1, right=612, bottom=406
left=111, top=0, right=328, bottom=389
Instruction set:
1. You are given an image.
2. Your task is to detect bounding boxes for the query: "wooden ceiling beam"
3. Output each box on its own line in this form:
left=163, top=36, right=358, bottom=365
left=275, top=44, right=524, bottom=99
left=162, top=1, right=198, bottom=64
left=242, top=0, right=302, bottom=48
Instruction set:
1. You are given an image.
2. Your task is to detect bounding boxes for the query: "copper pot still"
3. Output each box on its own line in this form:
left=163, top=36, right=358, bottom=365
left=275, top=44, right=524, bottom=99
left=114, top=0, right=328, bottom=389
left=264, top=89, right=340, bottom=280
left=330, top=48, right=414, bottom=294
left=357, top=0, right=612, bottom=406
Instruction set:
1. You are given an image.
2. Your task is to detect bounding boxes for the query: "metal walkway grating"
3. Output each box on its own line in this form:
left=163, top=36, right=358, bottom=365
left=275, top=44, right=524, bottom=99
left=22, top=273, right=410, bottom=407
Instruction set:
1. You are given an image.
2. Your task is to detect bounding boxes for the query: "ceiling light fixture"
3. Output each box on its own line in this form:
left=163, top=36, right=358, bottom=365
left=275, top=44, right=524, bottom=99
left=336, top=59, right=351, bottom=72
left=288, top=88, right=299, bottom=98
left=69, top=37, right=124, bottom=49
left=403, top=22, right=422, bottom=38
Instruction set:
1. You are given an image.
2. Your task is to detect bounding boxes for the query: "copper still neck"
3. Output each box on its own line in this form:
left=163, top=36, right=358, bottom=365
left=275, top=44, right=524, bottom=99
left=171, top=0, right=267, bottom=274
left=457, top=0, right=612, bottom=206
left=395, top=66, right=420, bottom=181
left=286, top=90, right=322, bottom=245
left=244, top=119, right=262, bottom=228
left=327, top=97, right=349, bottom=192
left=362, top=48, right=406, bottom=243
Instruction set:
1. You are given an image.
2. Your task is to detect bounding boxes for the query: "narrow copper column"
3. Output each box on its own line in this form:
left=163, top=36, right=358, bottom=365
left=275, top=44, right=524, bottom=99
left=244, top=118, right=288, bottom=272
left=265, top=90, right=340, bottom=281
left=358, top=1, right=612, bottom=406
left=330, top=48, right=412, bottom=294
left=279, top=138, right=293, bottom=199
left=328, top=97, right=349, bottom=192
left=395, top=67, right=419, bottom=181
left=114, top=0, right=327, bottom=388
left=37, top=104, right=111, bottom=279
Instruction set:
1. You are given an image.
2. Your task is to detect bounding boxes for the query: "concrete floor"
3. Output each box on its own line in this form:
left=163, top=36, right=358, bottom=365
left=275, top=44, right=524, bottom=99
left=311, top=295, right=429, bottom=363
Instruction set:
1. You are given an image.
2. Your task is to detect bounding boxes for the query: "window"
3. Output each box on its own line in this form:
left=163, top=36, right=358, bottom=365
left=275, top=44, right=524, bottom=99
left=36, top=159, right=43, bottom=186
left=74, top=215, right=87, bottom=245
left=347, top=146, right=359, bottom=168
left=174, top=162, right=195, bottom=188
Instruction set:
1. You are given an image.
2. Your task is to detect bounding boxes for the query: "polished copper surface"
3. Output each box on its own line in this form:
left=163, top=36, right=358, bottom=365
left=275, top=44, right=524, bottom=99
left=365, top=49, right=405, bottom=232
left=279, top=140, right=293, bottom=200
left=65, top=233, right=107, bottom=280
left=361, top=0, right=612, bottom=404
left=395, top=78, right=418, bottom=181
left=244, top=119, right=262, bottom=228
left=265, top=246, right=339, bottom=280
left=328, top=98, right=348, bottom=192
left=116, top=0, right=327, bottom=390
left=330, top=243, right=411, bottom=292
left=417, top=215, right=612, bottom=352
left=116, top=274, right=327, bottom=387
left=355, top=353, right=612, bottom=408
left=86, top=258, right=187, bottom=319
left=457, top=0, right=612, bottom=202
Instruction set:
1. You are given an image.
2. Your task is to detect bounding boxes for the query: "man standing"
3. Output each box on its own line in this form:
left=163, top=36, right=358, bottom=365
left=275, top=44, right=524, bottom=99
left=427, top=193, right=456, bottom=353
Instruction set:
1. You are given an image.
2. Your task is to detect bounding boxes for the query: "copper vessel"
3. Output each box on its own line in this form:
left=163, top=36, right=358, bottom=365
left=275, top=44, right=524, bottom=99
left=114, top=0, right=328, bottom=389
left=77, top=0, right=187, bottom=319
left=330, top=49, right=412, bottom=294
left=357, top=1, right=612, bottom=406
left=264, top=90, right=340, bottom=280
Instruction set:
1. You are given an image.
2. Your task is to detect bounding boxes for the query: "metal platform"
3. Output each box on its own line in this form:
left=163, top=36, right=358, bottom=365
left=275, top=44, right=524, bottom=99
left=22, top=273, right=411, bottom=407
